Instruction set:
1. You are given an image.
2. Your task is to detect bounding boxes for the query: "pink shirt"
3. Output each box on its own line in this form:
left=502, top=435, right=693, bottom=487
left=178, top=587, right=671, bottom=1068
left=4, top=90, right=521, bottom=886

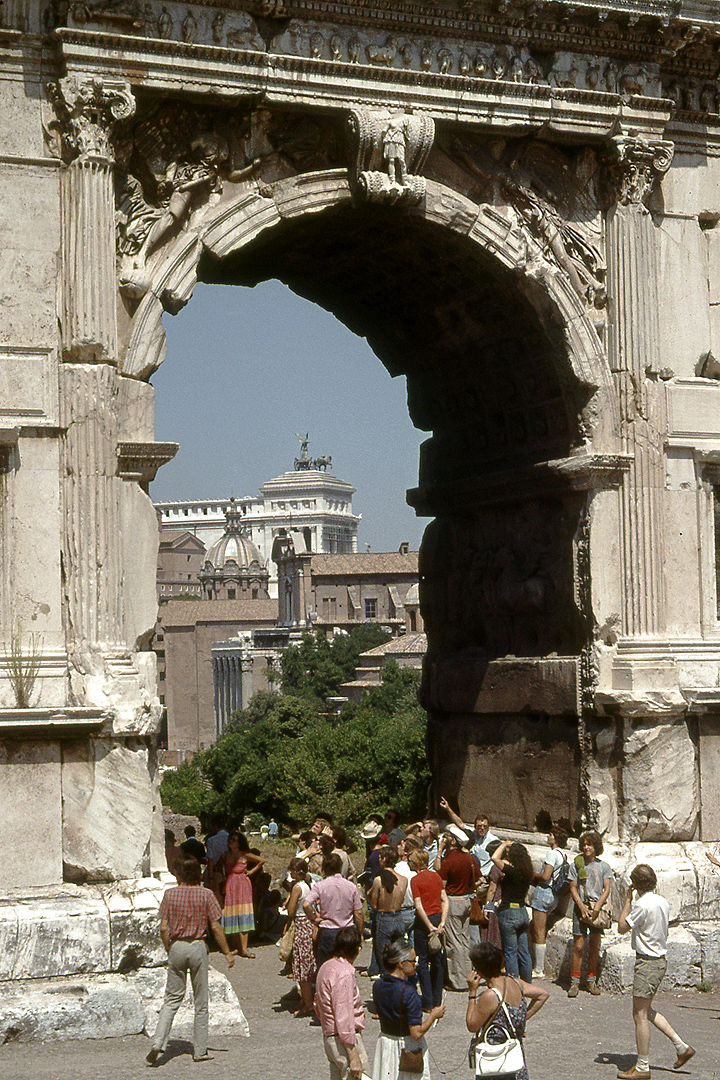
left=305, top=874, right=362, bottom=929
left=314, top=957, right=365, bottom=1045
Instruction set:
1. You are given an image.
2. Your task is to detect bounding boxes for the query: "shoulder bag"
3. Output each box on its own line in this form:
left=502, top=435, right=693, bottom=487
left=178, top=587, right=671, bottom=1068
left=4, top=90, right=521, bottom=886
left=398, top=985, right=424, bottom=1074
left=469, top=982, right=526, bottom=1078
left=592, top=892, right=613, bottom=931
left=277, top=918, right=295, bottom=962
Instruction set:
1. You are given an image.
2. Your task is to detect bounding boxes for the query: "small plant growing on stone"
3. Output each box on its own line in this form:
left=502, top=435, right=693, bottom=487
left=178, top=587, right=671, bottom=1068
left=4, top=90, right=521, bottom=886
left=3, top=620, right=42, bottom=708
left=699, top=980, right=713, bottom=993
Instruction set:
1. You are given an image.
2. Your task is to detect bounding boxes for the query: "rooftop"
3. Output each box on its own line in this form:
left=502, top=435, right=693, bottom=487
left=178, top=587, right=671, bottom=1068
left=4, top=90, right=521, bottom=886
left=309, top=551, right=419, bottom=575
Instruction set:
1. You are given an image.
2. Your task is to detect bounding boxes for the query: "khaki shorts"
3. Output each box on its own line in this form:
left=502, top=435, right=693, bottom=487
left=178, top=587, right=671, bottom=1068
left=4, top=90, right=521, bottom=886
left=633, top=955, right=667, bottom=999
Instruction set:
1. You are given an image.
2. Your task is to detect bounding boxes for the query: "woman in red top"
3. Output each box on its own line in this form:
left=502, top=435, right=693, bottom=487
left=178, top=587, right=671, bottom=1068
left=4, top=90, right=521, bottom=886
left=409, top=849, right=448, bottom=1011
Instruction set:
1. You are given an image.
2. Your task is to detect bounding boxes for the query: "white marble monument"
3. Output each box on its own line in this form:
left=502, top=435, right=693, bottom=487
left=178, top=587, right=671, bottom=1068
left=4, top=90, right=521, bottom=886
left=3, top=0, right=720, bottom=1033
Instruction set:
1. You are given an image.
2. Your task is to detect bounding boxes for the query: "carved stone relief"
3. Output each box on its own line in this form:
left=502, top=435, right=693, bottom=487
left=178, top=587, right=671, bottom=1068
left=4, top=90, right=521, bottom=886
left=45, top=1, right=701, bottom=111
left=114, top=102, right=344, bottom=298
left=437, top=134, right=606, bottom=315
left=347, top=106, right=434, bottom=204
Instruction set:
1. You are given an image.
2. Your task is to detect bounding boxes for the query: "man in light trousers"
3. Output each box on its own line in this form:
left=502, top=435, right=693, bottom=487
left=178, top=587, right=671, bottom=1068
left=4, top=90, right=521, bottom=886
left=146, top=854, right=235, bottom=1065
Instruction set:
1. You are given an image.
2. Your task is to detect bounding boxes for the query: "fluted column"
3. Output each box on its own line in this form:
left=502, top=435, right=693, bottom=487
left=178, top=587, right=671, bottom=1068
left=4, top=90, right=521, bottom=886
left=60, top=364, right=123, bottom=654
left=605, top=136, right=674, bottom=637
left=49, top=76, right=136, bottom=663
left=50, top=76, right=135, bottom=362
left=61, top=157, right=117, bottom=360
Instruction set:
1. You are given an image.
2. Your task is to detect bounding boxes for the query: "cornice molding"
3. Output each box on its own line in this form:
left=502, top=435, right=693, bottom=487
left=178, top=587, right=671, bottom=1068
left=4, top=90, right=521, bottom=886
left=53, top=28, right=672, bottom=139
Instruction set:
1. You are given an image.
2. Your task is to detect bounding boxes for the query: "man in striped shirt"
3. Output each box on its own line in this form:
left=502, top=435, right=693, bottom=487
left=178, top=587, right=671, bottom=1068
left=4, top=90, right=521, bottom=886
left=146, top=854, right=235, bottom=1065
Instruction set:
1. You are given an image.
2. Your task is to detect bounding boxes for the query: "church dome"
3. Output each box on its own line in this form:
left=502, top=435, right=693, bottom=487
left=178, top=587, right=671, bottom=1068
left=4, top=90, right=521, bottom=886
left=204, top=529, right=264, bottom=573
left=199, top=499, right=269, bottom=600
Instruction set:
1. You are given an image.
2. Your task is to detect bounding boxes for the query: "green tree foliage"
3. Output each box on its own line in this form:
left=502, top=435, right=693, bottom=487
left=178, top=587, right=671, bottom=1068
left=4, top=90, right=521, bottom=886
left=280, top=626, right=391, bottom=701
left=159, top=758, right=219, bottom=820
left=160, top=630, right=430, bottom=830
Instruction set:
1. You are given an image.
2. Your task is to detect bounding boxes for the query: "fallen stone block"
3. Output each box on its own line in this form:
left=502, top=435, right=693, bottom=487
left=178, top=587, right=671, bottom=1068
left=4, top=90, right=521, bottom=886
left=0, top=894, right=110, bottom=980
left=0, top=974, right=145, bottom=1042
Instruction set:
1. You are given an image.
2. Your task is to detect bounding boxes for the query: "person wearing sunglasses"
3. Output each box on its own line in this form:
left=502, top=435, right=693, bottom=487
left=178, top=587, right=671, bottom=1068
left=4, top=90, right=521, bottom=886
left=372, top=938, right=445, bottom=1079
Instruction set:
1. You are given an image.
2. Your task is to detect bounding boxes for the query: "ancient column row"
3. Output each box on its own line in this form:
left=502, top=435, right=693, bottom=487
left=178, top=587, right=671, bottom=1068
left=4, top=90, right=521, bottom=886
left=213, top=652, right=253, bottom=738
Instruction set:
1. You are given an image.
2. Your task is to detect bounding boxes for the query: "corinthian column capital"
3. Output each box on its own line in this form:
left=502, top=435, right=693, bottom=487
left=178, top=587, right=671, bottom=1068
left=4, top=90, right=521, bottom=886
left=47, top=75, right=135, bottom=164
left=606, top=136, right=674, bottom=210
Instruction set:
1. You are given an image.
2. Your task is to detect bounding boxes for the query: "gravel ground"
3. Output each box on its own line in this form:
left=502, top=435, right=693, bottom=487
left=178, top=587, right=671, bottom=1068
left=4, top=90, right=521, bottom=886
left=2, top=939, right=719, bottom=1080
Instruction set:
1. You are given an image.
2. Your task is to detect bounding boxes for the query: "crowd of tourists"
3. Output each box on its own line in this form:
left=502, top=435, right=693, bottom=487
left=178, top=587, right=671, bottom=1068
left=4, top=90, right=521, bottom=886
left=151, top=806, right=700, bottom=1080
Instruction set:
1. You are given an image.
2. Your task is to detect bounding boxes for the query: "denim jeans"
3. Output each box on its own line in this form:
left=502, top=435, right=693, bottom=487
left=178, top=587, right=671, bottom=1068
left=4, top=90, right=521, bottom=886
left=399, top=907, right=415, bottom=949
left=497, top=906, right=532, bottom=982
left=316, top=927, right=340, bottom=969
left=374, top=911, right=405, bottom=972
left=414, top=912, right=444, bottom=1009
left=367, top=910, right=380, bottom=976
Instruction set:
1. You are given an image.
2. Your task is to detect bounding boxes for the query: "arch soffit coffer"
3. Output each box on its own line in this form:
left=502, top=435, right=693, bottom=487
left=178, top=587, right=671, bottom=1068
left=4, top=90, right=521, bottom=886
left=121, top=170, right=616, bottom=437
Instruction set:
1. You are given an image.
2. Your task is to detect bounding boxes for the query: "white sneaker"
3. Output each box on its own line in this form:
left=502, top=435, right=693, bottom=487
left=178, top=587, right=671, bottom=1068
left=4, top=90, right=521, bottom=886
left=532, top=970, right=546, bottom=979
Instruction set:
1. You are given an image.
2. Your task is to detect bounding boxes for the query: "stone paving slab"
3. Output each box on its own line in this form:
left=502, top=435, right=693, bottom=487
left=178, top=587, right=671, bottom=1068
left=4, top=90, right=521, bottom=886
left=1, top=940, right=719, bottom=1080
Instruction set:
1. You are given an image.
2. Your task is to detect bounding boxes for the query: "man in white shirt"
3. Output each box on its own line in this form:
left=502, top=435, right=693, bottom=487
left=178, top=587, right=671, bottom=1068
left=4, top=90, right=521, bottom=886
left=616, top=863, right=695, bottom=1080
left=439, top=797, right=498, bottom=877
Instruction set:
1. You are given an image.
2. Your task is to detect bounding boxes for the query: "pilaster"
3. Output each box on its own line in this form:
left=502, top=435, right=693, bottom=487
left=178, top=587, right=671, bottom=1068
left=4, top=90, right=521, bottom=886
left=59, top=363, right=123, bottom=658
left=49, top=75, right=135, bottom=363
left=605, top=136, right=674, bottom=639
left=49, top=76, right=136, bottom=671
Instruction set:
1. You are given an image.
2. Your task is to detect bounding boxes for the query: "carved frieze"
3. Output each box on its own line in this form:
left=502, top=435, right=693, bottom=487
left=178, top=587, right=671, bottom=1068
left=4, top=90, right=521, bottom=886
left=43, top=0, right=720, bottom=119
left=347, top=105, right=434, bottom=204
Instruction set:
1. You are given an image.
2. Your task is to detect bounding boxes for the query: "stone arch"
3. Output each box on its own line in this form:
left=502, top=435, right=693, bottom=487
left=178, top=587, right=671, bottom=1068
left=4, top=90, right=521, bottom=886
left=122, top=170, right=615, bottom=439
left=123, top=168, right=620, bottom=832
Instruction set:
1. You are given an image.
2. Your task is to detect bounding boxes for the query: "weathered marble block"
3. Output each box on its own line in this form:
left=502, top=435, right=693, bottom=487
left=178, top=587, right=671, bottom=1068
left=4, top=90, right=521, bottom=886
left=0, top=974, right=146, bottom=1042
left=61, top=739, right=154, bottom=882
left=7, top=896, right=111, bottom=980
left=621, top=723, right=698, bottom=841
left=110, top=908, right=167, bottom=972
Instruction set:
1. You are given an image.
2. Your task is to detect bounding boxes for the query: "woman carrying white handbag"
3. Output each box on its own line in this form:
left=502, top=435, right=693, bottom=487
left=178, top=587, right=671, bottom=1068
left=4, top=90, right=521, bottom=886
left=466, top=943, right=549, bottom=1079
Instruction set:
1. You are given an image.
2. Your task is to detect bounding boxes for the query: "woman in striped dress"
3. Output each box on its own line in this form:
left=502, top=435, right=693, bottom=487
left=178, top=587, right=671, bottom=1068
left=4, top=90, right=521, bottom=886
left=220, top=832, right=264, bottom=958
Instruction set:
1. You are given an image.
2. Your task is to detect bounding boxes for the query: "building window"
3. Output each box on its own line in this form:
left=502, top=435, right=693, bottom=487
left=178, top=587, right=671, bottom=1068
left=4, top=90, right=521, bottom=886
left=252, top=588, right=258, bottom=599
left=409, top=611, right=416, bottom=631
left=365, top=598, right=377, bottom=620
left=323, top=525, right=355, bottom=553
left=227, top=588, right=236, bottom=599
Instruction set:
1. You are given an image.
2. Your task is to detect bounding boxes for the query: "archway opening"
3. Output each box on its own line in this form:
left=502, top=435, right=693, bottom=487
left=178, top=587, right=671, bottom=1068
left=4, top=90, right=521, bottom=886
left=153, top=196, right=594, bottom=829
left=199, top=202, right=590, bottom=489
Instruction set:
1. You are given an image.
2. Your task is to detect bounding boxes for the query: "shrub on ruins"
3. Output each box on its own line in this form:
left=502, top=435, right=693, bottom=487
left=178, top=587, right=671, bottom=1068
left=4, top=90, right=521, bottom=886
left=159, top=758, right=220, bottom=820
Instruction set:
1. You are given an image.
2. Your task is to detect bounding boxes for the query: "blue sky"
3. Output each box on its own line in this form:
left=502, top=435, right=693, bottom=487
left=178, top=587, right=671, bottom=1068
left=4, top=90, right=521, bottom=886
left=149, top=280, right=429, bottom=552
